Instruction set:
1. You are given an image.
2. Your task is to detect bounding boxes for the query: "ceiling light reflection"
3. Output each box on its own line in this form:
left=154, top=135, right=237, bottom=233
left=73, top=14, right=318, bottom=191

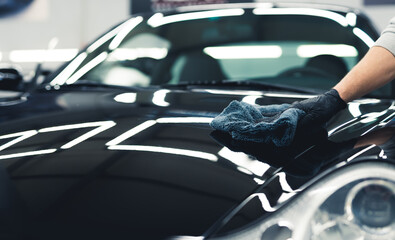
left=0, top=130, right=38, bottom=151
left=353, top=27, right=375, bottom=47
left=263, top=93, right=317, bottom=99
left=278, top=172, right=295, bottom=192
left=109, top=48, right=168, bottom=61
left=106, top=120, right=156, bottom=146
left=152, top=89, right=171, bottom=107
left=65, top=52, right=108, bottom=85
left=327, top=118, right=359, bottom=136
left=0, top=149, right=57, bottom=160
left=204, top=45, right=282, bottom=59
left=39, top=121, right=115, bottom=132
left=9, top=49, right=78, bottom=63
left=87, top=24, right=124, bottom=53
left=297, top=44, right=358, bottom=58
left=114, top=93, right=137, bottom=103
left=348, top=102, right=362, bottom=117
left=347, top=144, right=376, bottom=162
left=39, top=121, right=116, bottom=149
left=218, top=147, right=270, bottom=176
left=108, top=145, right=218, bottom=162
left=147, top=9, right=245, bottom=28
left=50, top=52, right=88, bottom=85
left=253, top=8, right=348, bottom=27
left=277, top=192, right=296, bottom=204
left=254, top=178, right=265, bottom=184
left=109, top=16, right=144, bottom=50
left=346, top=12, right=357, bottom=27
left=257, top=193, right=277, bottom=212
left=237, top=166, right=254, bottom=175
left=380, top=110, right=395, bottom=126
left=106, top=117, right=214, bottom=147
left=242, top=96, right=260, bottom=105
left=201, top=89, right=262, bottom=96
left=360, top=110, right=389, bottom=124
left=156, top=117, right=213, bottom=124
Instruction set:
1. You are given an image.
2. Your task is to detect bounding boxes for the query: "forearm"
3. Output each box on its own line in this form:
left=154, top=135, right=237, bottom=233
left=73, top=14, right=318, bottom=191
left=334, top=46, right=395, bottom=102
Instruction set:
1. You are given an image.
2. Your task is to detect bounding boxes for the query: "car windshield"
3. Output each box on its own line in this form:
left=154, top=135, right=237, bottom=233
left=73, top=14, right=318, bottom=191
left=48, top=7, right=382, bottom=95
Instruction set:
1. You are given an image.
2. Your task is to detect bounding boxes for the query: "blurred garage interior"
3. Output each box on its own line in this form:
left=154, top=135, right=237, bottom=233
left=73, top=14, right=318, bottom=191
left=0, top=0, right=395, bottom=79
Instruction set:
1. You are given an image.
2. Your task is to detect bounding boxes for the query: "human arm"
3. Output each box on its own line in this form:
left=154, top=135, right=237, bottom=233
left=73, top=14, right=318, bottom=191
left=333, top=46, right=395, bottom=102
left=334, top=17, right=395, bottom=102
left=290, top=17, right=395, bottom=130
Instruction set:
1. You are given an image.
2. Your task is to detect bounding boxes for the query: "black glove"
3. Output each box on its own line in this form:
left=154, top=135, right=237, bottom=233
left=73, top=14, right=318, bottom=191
left=291, top=89, right=347, bottom=128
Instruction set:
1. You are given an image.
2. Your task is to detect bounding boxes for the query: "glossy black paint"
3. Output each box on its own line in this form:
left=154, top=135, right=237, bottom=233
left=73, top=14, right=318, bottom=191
left=1, top=85, right=395, bottom=239
left=0, top=3, right=393, bottom=240
left=0, top=86, right=269, bottom=239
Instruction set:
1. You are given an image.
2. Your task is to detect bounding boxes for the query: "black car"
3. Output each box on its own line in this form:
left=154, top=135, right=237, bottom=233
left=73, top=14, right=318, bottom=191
left=0, top=2, right=394, bottom=240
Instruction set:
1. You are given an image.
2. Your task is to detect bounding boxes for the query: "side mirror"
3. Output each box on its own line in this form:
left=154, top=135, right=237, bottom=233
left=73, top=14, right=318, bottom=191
left=0, top=68, right=24, bottom=91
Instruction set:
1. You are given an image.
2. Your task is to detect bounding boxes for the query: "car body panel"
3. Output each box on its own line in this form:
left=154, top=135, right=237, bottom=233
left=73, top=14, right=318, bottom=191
left=0, top=2, right=394, bottom=240
left=1, top=86, right=394, bottom=239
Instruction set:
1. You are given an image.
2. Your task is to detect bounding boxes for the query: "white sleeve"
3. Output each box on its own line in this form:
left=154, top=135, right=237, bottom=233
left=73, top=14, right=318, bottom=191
left=374, top=17, right=395, bottom=56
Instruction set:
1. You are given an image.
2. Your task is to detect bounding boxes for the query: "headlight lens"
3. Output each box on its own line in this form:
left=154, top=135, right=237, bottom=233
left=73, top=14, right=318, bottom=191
left=311, top=179, right=395, bottom=240
left=350, top=181, right=394, bottom=229
left=212, top=162, right=395, bottom=240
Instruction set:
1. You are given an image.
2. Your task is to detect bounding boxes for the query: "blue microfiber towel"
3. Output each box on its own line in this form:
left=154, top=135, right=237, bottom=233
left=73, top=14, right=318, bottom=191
left=210, top=100, right=306, bottom=147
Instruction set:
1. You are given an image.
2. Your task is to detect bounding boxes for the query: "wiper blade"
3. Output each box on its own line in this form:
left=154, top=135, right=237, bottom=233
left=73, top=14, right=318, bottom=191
left=230, top=80, right=323, bottom=94
left=43, top=80, right=149, bottom=91
left=162, top=80, right=323, bottom=95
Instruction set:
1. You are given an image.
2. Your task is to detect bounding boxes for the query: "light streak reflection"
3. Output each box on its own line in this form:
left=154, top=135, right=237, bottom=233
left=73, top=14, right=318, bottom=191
left=218, top=147, right=270, bottom=176
left=253, top=8, right=348, bottom=27
left=257, top=193, right=277, bottom=212
left=156, top=117, right=213, bottom=124
left=109, top=16, right=144, bottom=50
left=50, top=52, right=88, bottom=85
left=0, top=130, right=38, bottom=152
left=65, top=52, right=108, bottom=85
left=346, top=12, right=357, bottom=27
left=0, top=149, right=57, bottom=160
left=204, top=45, right=282, bottom=59
left=152, top=89, right=171, bottom=107
left=39, top=121, right=116, bottom=149
left=353, top=27, right=375, bottom=47
left=114, top=93, right=137, bottom=103
left=296, top=44, right=358, bottom=58
left=0, top=116, right=218, bottom=162
left=9, top=49, right=78, bottom=63
left=147, top=9, right=245, bottom=27
left=347, top=144, right=377, bottom=162
left=242, top=96, right=260, bottom=105
left=87, top=24, right=124, bottom=53
left=278, top=172, right=294, bottom=192
left=108, top=145, right=218, bottom=162
left=106, top=120, right=156, bottom=146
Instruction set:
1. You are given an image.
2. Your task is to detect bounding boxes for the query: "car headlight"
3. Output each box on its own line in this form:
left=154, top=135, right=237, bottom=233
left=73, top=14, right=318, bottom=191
left=212, top=161, right=395, bottom=240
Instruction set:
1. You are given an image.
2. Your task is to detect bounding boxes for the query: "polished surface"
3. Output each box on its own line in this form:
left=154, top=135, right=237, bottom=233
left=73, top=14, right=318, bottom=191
left=0, top=3, right=392, bottom=239
left=0, top=85, right=395, bottom=239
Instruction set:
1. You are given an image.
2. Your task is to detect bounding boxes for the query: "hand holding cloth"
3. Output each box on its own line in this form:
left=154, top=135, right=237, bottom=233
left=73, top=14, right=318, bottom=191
left=210, top=89, right=346, bottom=147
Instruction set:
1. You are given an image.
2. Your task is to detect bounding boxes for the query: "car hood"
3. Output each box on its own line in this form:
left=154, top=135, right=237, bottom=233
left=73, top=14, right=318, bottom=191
left=0, top=87, right=394, bottom=239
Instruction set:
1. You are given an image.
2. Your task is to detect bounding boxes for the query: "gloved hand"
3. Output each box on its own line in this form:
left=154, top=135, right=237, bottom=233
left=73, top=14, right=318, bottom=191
left=291, top=89, right=347, bottom=129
